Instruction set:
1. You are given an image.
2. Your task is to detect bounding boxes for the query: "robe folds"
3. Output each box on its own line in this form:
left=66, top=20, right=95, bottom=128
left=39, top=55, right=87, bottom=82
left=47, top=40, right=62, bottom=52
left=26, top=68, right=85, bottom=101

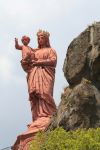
left=21, top=47, right=57, bottom=120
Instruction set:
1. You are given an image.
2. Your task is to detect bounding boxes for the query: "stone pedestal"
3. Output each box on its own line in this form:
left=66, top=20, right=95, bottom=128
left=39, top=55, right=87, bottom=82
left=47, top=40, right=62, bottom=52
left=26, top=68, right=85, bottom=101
left=12, top=117, right=51, bottom=150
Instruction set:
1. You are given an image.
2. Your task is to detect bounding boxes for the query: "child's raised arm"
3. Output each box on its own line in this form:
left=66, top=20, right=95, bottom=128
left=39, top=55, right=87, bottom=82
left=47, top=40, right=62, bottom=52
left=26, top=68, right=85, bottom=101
left=15, top=38, right=22, bottom=50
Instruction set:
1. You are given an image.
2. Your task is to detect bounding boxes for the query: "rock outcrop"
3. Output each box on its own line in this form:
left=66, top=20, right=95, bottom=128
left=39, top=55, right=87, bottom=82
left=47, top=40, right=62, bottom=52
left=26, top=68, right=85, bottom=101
left=47, top=22, right=100, bottom=131
left=63, top=22, right=100, bottom=87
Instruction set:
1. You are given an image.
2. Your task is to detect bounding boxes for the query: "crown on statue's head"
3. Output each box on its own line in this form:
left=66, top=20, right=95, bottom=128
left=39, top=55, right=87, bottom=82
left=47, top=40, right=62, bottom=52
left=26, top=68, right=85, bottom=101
left=37, top=29, right=50, bottom=38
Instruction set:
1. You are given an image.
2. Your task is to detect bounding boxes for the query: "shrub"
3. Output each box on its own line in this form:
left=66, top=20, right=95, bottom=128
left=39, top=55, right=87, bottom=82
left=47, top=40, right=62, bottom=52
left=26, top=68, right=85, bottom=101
left=29, top=128, right=100, bottom=150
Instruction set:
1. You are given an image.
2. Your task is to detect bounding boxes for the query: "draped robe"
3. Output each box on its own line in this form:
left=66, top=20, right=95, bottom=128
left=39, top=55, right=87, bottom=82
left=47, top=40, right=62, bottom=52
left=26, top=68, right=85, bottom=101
left=24, top=47, right=57, bottom=121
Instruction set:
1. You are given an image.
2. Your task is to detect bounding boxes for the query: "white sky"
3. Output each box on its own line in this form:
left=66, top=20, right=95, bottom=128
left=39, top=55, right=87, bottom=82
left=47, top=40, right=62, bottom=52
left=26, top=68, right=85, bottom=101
left=0, top=0, right=100, bottom=148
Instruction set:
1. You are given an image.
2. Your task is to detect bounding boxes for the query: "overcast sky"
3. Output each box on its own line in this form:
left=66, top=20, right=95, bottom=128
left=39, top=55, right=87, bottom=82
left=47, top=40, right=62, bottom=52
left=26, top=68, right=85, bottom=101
left=0, top=0, right=100, bottom=149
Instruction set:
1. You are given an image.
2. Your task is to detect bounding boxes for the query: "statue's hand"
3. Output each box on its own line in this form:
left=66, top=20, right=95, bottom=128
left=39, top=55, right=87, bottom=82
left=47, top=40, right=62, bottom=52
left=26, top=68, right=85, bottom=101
left=15, top=38, right=18, bottom=44
left=31, top=60, right=43, bottom=66
left=15, top=38, right=22, bottom=50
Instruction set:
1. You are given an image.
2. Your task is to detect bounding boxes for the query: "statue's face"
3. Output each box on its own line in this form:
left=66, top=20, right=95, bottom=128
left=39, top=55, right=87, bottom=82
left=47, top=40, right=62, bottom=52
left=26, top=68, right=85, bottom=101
left=38, top=35, right=46, bottom=47
left=21, top=37, right=30, bottom=46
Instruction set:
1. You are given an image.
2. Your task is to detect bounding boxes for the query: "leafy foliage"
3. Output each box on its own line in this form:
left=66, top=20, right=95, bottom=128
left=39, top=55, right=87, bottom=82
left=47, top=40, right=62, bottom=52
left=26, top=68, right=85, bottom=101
left=29, top=128, right=100, bottom=150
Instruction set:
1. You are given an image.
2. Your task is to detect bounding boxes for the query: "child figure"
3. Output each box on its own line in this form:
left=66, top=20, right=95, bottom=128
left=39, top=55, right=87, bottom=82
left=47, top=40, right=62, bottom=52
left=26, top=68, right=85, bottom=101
left=15, top=35, right=35, bottom=72
left=15, top=36, right=34, bottom=62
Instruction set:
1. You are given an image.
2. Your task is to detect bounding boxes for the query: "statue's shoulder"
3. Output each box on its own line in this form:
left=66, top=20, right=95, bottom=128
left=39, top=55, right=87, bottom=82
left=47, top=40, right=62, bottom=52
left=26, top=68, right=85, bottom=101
left=50, top=47, right=57, bottom=55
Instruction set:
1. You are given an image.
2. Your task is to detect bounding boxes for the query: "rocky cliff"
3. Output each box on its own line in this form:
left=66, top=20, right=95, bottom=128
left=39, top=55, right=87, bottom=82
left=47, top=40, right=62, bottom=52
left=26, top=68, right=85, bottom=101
left=47, top=22, right=100, bottom=131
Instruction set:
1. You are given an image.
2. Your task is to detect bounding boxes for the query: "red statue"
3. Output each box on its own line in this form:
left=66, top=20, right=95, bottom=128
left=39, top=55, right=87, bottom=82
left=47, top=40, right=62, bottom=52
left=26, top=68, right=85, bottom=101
left=12, top=30, right=57, bottom=150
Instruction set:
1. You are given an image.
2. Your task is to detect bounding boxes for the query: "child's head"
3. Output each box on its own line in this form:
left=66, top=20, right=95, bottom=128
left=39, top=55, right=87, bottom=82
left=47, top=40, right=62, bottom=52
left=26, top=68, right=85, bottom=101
left=21, top=36, right=30, bottom=46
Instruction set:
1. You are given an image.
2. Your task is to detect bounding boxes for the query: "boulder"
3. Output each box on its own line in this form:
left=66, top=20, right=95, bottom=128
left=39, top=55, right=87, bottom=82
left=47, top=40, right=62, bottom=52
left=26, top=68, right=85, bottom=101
left=63, top=22, right=100, bottom=88
left=47, top=22, right=100, bottom=131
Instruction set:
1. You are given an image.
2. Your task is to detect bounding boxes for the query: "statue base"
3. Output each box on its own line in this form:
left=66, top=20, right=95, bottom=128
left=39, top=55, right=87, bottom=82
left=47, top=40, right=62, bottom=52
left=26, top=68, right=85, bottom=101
left=12, top=116, right=51, bottom=150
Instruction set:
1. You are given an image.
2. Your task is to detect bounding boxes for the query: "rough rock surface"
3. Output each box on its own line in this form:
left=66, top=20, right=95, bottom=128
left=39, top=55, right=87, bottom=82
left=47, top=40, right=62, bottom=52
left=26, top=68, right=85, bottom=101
left=47, top=78, right=100, bottom=131
left=47, top=22, right=100, bottom=131
left=63, top=22, right=100, bottom=87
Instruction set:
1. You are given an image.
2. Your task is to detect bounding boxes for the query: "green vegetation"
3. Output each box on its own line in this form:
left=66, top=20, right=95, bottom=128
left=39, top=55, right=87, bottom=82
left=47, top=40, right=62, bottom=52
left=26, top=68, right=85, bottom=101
left=29, top=128, right=100, bottom=150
